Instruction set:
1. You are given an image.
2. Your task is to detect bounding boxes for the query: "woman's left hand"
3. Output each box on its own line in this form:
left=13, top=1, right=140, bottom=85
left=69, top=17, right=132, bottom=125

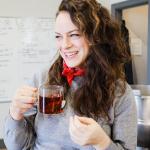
left=69, top=115, right=111, bottom=150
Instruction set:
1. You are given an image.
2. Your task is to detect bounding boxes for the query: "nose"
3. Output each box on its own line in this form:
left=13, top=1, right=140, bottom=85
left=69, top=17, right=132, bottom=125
left=61, top=36, right=72, bottom=49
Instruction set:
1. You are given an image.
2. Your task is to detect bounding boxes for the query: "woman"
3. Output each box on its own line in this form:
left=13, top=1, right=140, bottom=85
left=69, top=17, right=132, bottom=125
left=4, top=0, right=137, bottom=149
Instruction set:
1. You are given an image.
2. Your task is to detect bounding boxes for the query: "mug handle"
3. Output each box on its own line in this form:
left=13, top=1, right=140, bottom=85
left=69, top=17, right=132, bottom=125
left=61, top=100, right=66, bottom=109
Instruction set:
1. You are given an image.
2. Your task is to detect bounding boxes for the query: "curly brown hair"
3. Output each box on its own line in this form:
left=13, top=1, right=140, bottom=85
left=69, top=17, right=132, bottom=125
left=47, top=0, right=130, bottom=120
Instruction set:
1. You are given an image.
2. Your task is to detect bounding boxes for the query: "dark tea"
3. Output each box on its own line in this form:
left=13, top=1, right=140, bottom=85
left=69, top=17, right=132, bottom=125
left=39, top=95, right=63, bottom=114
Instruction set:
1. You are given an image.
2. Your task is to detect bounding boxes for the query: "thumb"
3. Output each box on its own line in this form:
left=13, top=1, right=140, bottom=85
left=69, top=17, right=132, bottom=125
left=76, top=116, right=95, bottom=125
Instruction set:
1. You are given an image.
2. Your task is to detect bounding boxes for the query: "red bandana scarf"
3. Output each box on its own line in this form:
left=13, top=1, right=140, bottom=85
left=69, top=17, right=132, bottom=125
left=62, top=62, right=85, bottom=86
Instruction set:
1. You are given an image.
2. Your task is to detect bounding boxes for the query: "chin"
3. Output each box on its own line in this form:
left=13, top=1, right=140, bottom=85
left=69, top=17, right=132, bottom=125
left=65, top=61, right=80, bottom=68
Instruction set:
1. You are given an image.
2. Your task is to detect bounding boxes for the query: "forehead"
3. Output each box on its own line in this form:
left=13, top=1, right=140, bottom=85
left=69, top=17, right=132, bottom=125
left=55, top=11, right=78, bottom=33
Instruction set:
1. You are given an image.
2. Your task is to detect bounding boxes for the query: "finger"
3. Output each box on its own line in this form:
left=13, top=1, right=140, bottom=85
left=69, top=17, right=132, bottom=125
left=20, top=96, right=36, bottom=104
left=13, top=100, right=34, bottom=109
left=22, top=85, right=37, bottom=91
left=76, top=116, right=95, bottom=125
left=74, top=115, right=88, bottom=128
left=18, top=89, right=37, bottom=97
left=73, top=116, right=89, bottom=133
left=15, top=96, right=36, bottom=104
left=69, top=117, right=90, bottom=146
left=14, top=107, right=31, bottom=115
left=69, top=116, right=86, bottom=138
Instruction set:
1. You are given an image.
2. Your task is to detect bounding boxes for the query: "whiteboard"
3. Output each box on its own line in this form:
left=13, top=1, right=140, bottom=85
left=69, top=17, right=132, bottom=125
left=0, top=17, right=57, bottom=102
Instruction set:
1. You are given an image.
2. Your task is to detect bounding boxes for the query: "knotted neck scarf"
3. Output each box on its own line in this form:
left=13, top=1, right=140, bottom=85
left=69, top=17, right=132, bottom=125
left=62, top=62, right=85, bottom=86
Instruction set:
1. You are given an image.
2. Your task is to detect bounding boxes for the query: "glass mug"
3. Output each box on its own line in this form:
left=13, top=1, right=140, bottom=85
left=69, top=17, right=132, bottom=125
left=38, top=84, right=64, bottom=114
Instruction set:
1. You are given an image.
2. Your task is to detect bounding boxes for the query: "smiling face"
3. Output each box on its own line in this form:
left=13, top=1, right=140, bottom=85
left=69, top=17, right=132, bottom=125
left=55, top=11, right=90, bottom=68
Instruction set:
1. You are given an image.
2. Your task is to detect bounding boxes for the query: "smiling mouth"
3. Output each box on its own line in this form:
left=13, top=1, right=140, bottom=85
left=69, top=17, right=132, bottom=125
left=64, top=51, right=79, bottom=58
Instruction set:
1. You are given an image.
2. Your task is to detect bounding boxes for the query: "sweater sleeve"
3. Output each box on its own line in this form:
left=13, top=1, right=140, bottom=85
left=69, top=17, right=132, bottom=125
left=106, top=84, right=138, bottom=150
left=4, top=114, right=36, bottom=150
left=4, top=69, right=49, bottom=150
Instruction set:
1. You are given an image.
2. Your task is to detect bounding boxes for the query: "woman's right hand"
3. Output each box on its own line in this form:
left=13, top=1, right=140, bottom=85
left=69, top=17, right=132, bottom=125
left=9, top=85, right=38, bottom=120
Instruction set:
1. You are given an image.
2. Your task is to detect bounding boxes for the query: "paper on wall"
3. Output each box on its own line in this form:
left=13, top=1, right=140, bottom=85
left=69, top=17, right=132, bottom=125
left=0, top=17, right=57, bottom=102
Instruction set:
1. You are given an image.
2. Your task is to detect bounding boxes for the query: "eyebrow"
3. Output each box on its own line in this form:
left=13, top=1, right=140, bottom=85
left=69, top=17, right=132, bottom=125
left=55, top=29, right=79, bottom=35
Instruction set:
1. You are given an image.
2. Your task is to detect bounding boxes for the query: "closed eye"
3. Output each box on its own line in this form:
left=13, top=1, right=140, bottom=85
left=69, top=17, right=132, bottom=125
left=70, top=34, right=80, bottom=37
left=55, top=35, right=63, bottom=42
left=55, top=35, right=61, bottom=39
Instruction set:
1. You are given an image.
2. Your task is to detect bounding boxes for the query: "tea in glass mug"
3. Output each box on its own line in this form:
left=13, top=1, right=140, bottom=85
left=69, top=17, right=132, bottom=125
left=38, top=84, right=64, bottom=114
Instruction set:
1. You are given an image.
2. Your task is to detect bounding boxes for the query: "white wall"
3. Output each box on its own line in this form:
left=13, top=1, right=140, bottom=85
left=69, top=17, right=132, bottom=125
left=106, top=0, right=127, bottom=9
left=110, top=0, right=126, bottom=3
left=98, top=0, right=109, bottom=8
left=0, top=0, right=61, bottom=17
left=0, top=103, right=9, bottom=139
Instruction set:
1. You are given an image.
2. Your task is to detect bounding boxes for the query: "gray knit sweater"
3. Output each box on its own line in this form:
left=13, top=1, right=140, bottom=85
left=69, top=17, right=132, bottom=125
left=4, top=70, right=137, bottom=150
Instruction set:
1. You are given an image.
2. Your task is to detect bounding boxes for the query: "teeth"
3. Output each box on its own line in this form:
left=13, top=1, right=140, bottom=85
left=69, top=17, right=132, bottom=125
left=65, top=51, right=78, bottom=57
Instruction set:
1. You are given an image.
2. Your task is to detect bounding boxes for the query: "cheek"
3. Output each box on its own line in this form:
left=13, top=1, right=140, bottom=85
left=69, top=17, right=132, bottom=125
left=77, top=39, right=89, bottom=52
left=56, top=41, right=62, bottom=49
left=73, top=41, right=82, bottom=48
left=83, top=44, right=89, bottom=56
